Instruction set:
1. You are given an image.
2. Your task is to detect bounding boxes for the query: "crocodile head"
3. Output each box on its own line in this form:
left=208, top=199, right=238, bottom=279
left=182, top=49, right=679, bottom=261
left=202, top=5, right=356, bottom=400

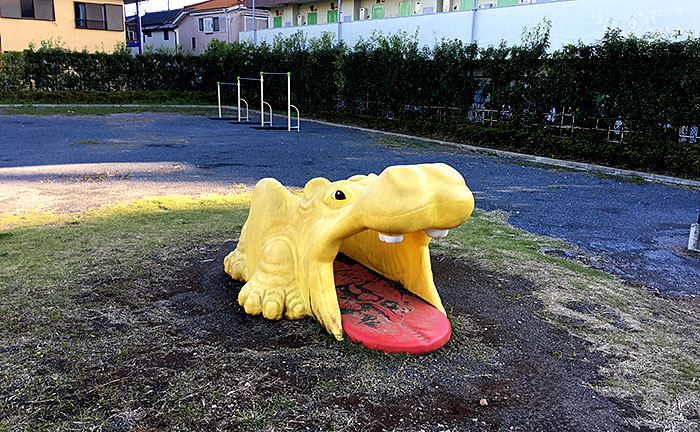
left=299, top=163, right=474, bottom=339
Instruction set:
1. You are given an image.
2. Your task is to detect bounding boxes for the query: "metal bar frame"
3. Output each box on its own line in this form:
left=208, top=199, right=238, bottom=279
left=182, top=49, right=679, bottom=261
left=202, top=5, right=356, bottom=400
left=216, top=81, right=239, bottom=119
left=259, top=71, right=300, bottom=131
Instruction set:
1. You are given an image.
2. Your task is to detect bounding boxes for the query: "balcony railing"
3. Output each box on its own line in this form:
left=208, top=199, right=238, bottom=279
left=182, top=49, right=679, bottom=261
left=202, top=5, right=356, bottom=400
left=75, top=19, right=107, bottom=30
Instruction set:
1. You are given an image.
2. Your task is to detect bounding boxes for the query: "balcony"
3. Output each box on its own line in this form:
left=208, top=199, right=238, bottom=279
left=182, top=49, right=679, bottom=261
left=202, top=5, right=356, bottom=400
left=75, top=18, right=107, bottom=30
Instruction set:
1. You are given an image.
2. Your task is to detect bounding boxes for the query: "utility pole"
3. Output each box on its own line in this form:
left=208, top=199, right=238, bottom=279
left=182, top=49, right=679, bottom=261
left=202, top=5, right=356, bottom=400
left=253, top=0, right=257, bottom=46
left=337, top=0, right=342, bottom=45
left=470, top=0, right=477, bottom=45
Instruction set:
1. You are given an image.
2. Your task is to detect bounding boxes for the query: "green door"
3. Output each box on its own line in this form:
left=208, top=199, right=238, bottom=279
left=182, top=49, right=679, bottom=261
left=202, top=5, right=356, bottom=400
left=460, top=0, right=470, bottom=10
left=372, top=4, right=385, bottom=19
left=273, top=16, right=282, bottom=28
left=497, top=0, right=518, bottom=5
left=398, top=1, right=412, bottom=16
left=327, top=9, right=338, bottom=23
left=308, top=12, right=317, bottom=25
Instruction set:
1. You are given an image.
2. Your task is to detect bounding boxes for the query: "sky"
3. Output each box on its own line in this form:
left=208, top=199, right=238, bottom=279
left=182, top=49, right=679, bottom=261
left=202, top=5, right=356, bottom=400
left=124, top=0, right=204, bottom=16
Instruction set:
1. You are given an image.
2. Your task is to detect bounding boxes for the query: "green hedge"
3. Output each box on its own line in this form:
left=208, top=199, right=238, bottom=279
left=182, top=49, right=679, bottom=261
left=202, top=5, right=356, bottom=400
left=1, top=29, right=700, bottom=178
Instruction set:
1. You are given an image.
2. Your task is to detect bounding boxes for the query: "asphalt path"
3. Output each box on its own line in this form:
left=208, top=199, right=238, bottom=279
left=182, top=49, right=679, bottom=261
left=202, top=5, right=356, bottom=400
left=1, top=113, right=698, bottom=297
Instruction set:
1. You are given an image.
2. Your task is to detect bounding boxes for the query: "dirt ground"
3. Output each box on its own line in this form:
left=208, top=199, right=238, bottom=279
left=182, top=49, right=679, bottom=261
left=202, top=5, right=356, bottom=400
left=134, top=242, right=649, bottom=431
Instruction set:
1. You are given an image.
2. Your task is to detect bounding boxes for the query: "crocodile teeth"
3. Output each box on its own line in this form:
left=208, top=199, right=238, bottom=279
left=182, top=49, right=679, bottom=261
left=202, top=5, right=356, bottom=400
left=426, top=228, right=449, bottom=238
left=378, top=233, right=404, bottom=243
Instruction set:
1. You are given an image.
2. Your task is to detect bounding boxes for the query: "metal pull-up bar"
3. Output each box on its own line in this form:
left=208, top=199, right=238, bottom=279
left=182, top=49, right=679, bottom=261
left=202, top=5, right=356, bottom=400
left=259, top=72, right=273, bottom=127
left=216, top=81, right=238, bottom=119
left=260, top=71, right=300, bottom=131
left=236, top=77, right=250, bottom=122
left=218, top=73, right=299, bottom=131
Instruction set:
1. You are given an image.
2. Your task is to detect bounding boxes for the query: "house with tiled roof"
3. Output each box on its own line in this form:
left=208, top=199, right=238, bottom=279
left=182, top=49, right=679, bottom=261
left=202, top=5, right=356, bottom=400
left=126, top=8, right=181, bottom=53
left=173, top=0, right=268, bottom=55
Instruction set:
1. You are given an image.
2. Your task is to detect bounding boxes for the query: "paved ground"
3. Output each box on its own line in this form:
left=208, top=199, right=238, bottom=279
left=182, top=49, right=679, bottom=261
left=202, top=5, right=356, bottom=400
left=1, top=113, right=698, bottom=296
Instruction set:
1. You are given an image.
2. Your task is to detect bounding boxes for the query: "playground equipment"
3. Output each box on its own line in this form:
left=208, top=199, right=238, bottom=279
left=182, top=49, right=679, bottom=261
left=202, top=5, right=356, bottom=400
left=215, top=73, right=300, bottom=131
left=214, top=82, right=242, bottom=120
left=237, top=77, right=259, bottom=123
left=223, top=163, right=475, bottom=354
left=689, top=214, right=699, bottom=252
left=260, top=72, right=300, bottom=131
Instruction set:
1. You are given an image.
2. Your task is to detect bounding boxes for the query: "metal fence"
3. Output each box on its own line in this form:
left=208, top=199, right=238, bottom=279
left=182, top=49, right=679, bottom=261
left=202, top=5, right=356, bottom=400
left=335, top=99, right=698, bottom=144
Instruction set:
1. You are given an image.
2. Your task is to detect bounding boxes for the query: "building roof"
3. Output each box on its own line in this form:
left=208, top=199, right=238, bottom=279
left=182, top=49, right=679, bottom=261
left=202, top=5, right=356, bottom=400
left=126, top=8, right=182, bottom=30
left=140, top=9, right=182, bottom=26
left=183, top=0, right=246, bottom=12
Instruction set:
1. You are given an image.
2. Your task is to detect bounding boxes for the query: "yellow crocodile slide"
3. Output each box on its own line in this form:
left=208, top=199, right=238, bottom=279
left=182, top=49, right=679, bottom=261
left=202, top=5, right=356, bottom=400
left=224, top=163, right=474, bottom=353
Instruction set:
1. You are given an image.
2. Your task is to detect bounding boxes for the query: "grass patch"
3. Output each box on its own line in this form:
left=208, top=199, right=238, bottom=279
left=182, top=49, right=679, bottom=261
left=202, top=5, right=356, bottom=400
left=374, top=137, right=432, bottom=150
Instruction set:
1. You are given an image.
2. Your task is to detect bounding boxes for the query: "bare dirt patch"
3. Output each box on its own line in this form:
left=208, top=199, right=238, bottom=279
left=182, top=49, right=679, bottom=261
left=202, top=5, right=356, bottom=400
left=18, top=241, right=648, bottom=431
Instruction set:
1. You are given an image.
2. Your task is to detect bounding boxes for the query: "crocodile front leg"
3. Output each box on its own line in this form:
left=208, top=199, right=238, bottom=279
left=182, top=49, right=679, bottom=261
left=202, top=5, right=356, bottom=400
left=237, top=237, right=309, bottom=320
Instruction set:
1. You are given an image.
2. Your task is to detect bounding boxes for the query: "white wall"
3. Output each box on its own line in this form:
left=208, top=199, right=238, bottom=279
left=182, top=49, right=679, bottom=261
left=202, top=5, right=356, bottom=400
left=474, top=0, right=700, bottom=49
left=142, top=29, right=178, bottom=51
left=241, top=0, right=700, bottom=50
left=245, top=10, right=474, bottom=47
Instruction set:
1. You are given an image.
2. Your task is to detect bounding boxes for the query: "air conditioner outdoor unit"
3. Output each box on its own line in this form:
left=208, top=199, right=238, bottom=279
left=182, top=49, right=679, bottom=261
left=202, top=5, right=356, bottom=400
left=414, top=1, right=421, bottom=14
left=442, top=0, right=450, bottom=12
left=297, top=14, right=305, bottom=25
left=359, top=7, right=368, bottom=20
left=519, top=0, right=534, bottom=3
left=479, top=3, right=495, bottom=8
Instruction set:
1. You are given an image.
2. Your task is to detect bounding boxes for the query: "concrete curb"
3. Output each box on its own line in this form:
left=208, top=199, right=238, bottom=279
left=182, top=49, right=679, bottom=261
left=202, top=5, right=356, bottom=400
left=3, top=103, right=699, bottom=189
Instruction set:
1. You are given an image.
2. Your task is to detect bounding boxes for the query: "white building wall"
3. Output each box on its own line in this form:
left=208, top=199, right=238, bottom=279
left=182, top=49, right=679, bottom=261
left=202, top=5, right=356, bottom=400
left=241, top=0, right=700, bottom=50
left=142, top=29, right=178, bottom=51
left=246, top=10, right=474, bottom=46
left=473, top=0, right=700, bottom=49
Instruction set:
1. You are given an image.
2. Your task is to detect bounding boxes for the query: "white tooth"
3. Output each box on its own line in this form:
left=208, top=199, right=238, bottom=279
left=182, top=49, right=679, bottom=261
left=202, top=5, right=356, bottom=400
left=426, top=228, right=449, bottom=238
left=378, top=233, right=404, bottom=243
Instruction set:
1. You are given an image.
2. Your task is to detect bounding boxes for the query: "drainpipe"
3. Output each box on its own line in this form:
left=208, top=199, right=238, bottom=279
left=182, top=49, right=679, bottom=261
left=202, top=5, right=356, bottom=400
left=226, top=9, right=231, bottom=43
left=136, top=0, right=142, bottom=54
left=470, top=0, right=477, bottom=45
left=337, top=0, right=342, bottom=45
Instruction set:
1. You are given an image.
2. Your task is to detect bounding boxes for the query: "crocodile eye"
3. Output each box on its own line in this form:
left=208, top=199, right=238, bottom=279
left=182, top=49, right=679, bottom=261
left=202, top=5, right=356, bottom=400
left=334, top=190, right=346, bottom=200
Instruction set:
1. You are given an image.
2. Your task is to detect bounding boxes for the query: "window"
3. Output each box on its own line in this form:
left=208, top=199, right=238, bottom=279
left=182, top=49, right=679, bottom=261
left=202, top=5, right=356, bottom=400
left=191, top=37, right=196, bottom=49
left=0, top=0, right=54, bottom=20
left=20, top=0, right=33, bottom=17
left=307, top=11, right=316, bottom=25
left=163, top=30, right=169, bottom=40
left=327, top=10, right=337, bottom=23
left=73, top=2, right=122, bottom=31
left=199, top=17, right=215, bottom=33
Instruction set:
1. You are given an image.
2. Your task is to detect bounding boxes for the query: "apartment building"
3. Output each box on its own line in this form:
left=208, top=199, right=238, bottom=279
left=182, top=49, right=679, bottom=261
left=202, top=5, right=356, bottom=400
left=0, top=0, right=128, bottom=52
